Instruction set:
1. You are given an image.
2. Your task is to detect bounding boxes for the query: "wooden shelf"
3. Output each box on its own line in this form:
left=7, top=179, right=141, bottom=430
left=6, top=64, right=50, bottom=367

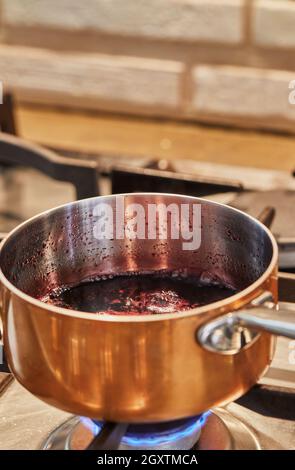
left=16, top=104, right=295, bottom=171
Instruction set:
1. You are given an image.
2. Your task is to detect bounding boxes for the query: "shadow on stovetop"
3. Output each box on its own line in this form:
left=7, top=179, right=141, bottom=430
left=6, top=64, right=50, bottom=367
left=236, top=384, right=295, bottom=421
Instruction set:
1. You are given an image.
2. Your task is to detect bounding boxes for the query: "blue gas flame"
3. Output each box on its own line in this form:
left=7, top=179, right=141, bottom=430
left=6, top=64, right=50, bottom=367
left=81, top=410, right=211, bottom=448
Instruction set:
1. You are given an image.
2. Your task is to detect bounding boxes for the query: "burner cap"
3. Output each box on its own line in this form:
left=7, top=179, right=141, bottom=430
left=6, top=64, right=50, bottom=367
left=41, top=409, right=260, bottom=450
left=87, top=414, right=209, bottom=450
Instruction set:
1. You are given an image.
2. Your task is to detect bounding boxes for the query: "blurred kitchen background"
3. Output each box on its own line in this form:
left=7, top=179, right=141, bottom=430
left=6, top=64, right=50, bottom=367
left=0, top=0, right=295, bottom=233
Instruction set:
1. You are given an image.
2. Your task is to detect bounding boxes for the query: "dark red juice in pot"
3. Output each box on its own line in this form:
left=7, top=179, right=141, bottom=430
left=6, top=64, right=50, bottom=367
left=40, top=272, right=236, bottom=315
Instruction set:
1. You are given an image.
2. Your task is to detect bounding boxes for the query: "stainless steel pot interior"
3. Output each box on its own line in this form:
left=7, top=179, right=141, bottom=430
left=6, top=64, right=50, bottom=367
left=0, top=193, right=275, bottom=313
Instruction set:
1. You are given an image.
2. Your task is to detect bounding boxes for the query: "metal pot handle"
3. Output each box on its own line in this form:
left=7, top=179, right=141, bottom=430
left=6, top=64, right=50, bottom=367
left=197, top=292, right=295, bottom=355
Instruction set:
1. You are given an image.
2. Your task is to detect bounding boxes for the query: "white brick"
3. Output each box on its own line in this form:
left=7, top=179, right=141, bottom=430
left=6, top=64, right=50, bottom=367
left=253, top=0, right=295, bottom=48
left=192, top=65, right=295, bottom=122
left=0, top=45, right=183, bottom=109
left=2, top=0, right=244, bottom=44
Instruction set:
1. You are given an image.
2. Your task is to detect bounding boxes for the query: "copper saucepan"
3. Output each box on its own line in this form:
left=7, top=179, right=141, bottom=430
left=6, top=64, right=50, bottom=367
left=0, top=193, right=294, bottom=423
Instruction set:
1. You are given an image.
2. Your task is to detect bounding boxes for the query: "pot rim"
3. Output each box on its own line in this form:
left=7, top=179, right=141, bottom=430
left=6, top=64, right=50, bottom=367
left=0, top=193, right=278, bottom=323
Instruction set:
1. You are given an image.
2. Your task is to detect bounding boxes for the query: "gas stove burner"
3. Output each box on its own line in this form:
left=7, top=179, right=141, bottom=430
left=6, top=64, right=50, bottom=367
left=42, top=409, right=260, bottom=450
left=86, top=413, right=209, bottom=450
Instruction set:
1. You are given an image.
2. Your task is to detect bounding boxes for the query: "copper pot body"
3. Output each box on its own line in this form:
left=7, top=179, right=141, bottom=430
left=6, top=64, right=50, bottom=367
left=0, top=194, right=277, bottom=422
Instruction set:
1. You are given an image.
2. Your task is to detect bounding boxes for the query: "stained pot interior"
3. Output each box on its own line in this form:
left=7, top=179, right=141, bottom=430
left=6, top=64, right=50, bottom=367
left=0, top=194, right=273, bottom=302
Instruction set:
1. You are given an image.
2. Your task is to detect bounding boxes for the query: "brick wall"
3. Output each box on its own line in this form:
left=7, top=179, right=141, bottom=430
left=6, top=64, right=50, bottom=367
left=1, top=0, right=295, bottom=132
